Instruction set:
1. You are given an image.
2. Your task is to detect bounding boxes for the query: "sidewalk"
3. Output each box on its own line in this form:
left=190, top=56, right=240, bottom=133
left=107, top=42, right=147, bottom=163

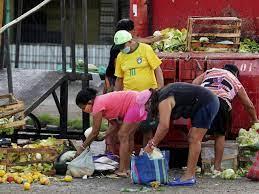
left=32, top=80, right=104, bottom=119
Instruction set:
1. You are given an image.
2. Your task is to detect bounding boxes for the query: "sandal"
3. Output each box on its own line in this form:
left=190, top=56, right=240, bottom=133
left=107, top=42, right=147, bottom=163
left=168, top=177, right=196, bottom=186
left=114, top=171, right=130, bottom=178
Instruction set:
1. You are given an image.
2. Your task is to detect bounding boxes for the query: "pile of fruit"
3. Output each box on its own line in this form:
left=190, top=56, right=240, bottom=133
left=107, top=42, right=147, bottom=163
left=0, top=169, right=73, bottom=190
left=22, top=137, right=65, bottom=154
left=0, top=137, right=65, bottom=174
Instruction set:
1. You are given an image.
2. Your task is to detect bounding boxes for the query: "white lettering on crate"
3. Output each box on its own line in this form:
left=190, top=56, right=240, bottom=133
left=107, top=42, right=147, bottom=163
left=240, top=63, right=253, bottom=72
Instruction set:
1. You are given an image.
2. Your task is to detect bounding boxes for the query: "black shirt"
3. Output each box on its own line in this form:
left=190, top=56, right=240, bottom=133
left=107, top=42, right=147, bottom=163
left=158, top=82, right=216, bottom=119
left=105, top=44, right=120, bottom=79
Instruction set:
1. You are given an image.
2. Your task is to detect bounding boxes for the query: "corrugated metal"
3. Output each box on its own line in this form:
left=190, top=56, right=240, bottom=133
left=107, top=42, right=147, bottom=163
left=9, top=44, right=112, bottom=70
left=119, top=0, right=129, bottom=19
left=99, top=0, right=115, bottom=43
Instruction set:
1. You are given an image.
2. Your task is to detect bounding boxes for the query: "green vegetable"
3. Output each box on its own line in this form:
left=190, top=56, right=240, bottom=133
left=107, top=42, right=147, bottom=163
left=151, top=28, right=187, bottom=52
left=237, top=127, right=259, bottom=147
left=251, top=123, right=259, bottom=130
left=220, top=169, right=237, bottom=180
left=239, top=39, right=259, bottom=53
left=0, top=117, right=15, bottom=135
left=236, top=167, right=248, bottom=177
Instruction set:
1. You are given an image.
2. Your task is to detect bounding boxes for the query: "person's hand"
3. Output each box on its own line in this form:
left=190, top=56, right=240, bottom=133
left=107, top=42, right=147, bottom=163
left=144, top=144, right=153, bottom=153
left=144, top=140, right=155, bottom=153
left=75, top=146, right=85, bottom=157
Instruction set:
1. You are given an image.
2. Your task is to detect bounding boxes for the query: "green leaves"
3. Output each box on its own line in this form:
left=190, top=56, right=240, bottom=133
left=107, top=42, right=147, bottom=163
left=152, top=28, right=187, bottom=52
left=239, top=39, right=259, bottom=53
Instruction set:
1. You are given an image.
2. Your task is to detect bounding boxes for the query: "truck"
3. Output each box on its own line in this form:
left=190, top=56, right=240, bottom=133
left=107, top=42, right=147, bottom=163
left=128, top=0, right=259, bottom=159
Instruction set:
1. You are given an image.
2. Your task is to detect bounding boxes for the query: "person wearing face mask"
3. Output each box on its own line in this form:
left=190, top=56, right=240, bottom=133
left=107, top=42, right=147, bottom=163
left=75, top=88, right=152, bottom=177
left=114, top=30, right=164, bottom=92
left=104, top=18, right=165, bottom=94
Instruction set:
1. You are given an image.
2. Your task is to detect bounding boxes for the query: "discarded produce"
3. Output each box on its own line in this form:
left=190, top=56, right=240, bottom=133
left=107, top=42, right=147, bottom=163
left=63, top=175, right=73, bottom=182
left=23, top=182, right=31, bottom=190
left=152, top=28, right=187, bottom=52
left=220, top=169, right=237, bottom=180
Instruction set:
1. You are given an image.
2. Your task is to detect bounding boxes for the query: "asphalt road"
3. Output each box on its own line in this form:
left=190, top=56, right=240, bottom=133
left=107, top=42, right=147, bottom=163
left=2, top=170, right=258, bottom=194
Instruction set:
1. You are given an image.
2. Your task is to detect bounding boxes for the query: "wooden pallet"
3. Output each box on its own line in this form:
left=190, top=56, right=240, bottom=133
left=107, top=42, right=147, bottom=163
left=187, top=16, right=242, bottom=52
left=201, top=140, right=239, bottom=173
left=0, top=94, right=25, bottom=130
left=0, top=147, right=59, bottom=175
left=202, top=154, right=238, bottom=174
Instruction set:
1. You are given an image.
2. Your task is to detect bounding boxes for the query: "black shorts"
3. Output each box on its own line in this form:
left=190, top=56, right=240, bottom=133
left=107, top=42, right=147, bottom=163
left=191, top=95, right=220, bottom=129
left=207, top=98, right=232, bottom=136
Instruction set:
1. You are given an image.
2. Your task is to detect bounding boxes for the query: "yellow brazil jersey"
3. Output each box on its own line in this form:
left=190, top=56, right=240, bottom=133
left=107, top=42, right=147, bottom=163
left=115, top=43, right=162, bottom=91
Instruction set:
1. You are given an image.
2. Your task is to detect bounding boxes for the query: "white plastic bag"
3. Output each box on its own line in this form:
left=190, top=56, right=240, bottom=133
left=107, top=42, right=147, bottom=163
left=66, top=148, right=95, bottom=178
left=148, top=148, right=163, bottom=160
left=94, top=156, right=119, bottom=171
left=84, top=127, right=93, bottom=138
left=59, top=151, right=76, bottom=163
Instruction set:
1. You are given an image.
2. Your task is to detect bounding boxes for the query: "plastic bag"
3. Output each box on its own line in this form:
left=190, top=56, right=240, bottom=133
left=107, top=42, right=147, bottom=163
left=94, top=156, right=119, bottom=171
left=131, top=150, right=169, bottom=185
left=66, top=148, right=95, bottom=178
left=59, top=151, right=76, bottom=163
left=149, top=148, right=164, bottom=159
left=247, top=151, right=259, bottom=181
left=84, top=127, right=93, bottom=138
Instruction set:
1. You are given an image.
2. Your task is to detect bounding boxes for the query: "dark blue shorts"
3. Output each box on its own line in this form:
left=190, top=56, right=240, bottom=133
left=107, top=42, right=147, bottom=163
left=191, top=96, right=220, bottom=129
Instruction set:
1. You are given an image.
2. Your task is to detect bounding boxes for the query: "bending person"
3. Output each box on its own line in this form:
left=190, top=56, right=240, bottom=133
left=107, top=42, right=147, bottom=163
left=75, top=88, right=151, bottom=177
left=144, top=82, right=220, bottom=186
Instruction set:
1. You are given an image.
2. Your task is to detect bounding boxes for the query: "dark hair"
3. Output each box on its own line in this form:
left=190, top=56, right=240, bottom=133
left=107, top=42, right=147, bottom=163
left=76, top=88, right=98, bottom=107
left=115, top=19, right=134, bottom=32
left=149, top=89, right=160, bottom=119
left=223, top=64, right=239, bottom=77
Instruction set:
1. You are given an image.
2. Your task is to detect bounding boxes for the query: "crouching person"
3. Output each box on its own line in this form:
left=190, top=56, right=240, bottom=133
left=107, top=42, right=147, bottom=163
left=144, top=82, right=220, bottom=186
left=75, top=88, right=151, bottom=177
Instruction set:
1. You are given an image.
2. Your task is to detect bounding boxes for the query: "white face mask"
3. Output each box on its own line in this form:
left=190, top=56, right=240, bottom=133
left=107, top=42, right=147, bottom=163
left=122, top=46, right=131, bottom=54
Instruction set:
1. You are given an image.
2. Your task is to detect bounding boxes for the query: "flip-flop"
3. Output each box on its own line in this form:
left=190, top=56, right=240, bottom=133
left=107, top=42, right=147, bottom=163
left=168, top=177, right=196, bottom=186
left=114, top=171, right=130, bottom=178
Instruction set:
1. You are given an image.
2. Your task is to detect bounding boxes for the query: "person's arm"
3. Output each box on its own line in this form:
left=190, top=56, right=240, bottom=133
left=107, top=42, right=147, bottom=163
left=104, top=119, right=120, bottom=137
left=154, top=66, right=164, bottom=89
left=192, top=72, right=206, bottom=85
left=237, top=87, right=259, bottom=123
left=114, top=77, right=123, bottom=91
left=114, top=55, right=124, bottom=91
left=133, top=35, right=165, bottom=44
left=76, top=112, right=103, bottom=156
left=144, top=97, right=175, bottom=153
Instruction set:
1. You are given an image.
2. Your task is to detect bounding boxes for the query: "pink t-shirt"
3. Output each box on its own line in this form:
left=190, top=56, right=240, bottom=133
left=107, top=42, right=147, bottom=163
left=91, top=90, right=151, bottom=123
